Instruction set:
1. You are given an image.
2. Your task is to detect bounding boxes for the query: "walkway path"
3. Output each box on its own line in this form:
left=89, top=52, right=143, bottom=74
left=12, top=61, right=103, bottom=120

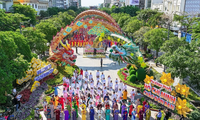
left=40, top=48, right=157, bottom=120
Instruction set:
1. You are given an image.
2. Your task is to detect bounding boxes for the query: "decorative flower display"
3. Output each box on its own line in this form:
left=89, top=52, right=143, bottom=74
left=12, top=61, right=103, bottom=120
left=138, top=56, right=143, bottom=63
left=175, top=83, right=182, bottom=94
left=175, top=84, right=190, bottom=97
left=130, top=53, right=134, bottom=56
left=160, top=72, right=174, bottom=86
left=144, top=75, right=154, bottom=84
left=141, top=62, right=146, bottom=68
left=99, top=37, right=103, bottom=41
left=108, top=36, right=111, bottom=40
left=176, top=97, right=190, bottom=117
left=171, top=90, right=177, bottom=97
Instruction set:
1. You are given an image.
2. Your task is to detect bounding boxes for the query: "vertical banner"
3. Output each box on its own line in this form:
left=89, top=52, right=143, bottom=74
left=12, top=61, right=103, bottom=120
left=130, top=0, right=140, bottom=5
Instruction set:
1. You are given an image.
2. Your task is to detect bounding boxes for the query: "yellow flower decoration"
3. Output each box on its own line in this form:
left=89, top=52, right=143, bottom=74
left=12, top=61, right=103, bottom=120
left=108, top=36, right=111, bottom=40
left=171, top=90, right=177, bottom=97
left=175, top=83, right=182, bottom=94
left=144, top=75, right=154, bottom=84
left=46, top=96, right=51, bottom=104
left=160, top=72, right=174, bottom=86
left=117, top=38, right=120, bottom=42
left=180, top=84, right=190, bottom=97
left=130, top=53, right=134, bottom=56
left=138, top=56, right=143, bottom=63
left=100, top=32, right=105, bottom=37
left=141, top=62, right=146, bottom=68
left=176, top=97, right=190, bottom=117
left=99, top=37, right=103, bottom=41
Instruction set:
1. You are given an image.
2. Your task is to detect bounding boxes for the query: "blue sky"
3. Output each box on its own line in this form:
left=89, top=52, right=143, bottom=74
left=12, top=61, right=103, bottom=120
left=81, top=0, right=104, bottom=7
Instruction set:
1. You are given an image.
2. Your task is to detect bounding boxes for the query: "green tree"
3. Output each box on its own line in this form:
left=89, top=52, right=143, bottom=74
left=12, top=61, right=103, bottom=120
left=144, top=28, right=171, bottom=58
left=133, top=26, right=151, bottom=48
left=39, top=10, right=49, bottom=18
left=21, top=27, right=48, bottom=55
left=36, top=21, right=58, bottom=43
left=100, top=7, right=112, bottom=14
left=173, top=13, right=198, bottom=37
left=12, top=4, right=37, bottom=25
left=121, top=5, right=140, bottom=17
left=67, top=10, right=76, bottom=17
left=0, top=9, right=27, bottom=31
left=0, top=31, right=30, bottom=103
left=123, top=19, right=142, bottom=37
left=117, top=14, right=131, bottom=28
left=192, top=21, right=200, bottom=40
left=137, top=9, right=162, bottom=26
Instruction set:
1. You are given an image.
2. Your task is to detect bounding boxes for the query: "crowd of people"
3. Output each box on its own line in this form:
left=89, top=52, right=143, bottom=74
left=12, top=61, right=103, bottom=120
left=42, top=69, right=172, bottom=120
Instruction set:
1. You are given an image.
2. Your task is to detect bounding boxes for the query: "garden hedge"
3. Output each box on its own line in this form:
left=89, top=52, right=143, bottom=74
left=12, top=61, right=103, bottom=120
left=129, top=74, right=137, bottom=83
left=136, top=68, right=146, bottom=81
left=129, top=70, right=136, bottom=75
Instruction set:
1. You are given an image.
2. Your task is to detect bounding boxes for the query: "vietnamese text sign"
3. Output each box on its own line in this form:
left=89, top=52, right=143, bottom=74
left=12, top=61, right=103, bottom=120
left=37, top=64, right=52, bottom=75
left=34, top=68, right=54, bottom=81
left=143, top=79, right=176, bottom=110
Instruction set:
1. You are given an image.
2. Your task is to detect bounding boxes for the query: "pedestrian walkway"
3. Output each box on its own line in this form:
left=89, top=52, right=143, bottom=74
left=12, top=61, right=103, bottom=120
left=40, top=48, right=157, bottom=120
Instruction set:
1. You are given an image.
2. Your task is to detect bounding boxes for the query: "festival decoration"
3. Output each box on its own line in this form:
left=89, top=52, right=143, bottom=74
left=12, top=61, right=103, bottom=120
left=47, top=41, right=77, bottom=66
left=175, top=83, right=190, bottom=97
left=144, top=75, right=154, bottom=84
left=160, top=72, right=174, bottom=86
left=31, top=81, right=40, bottom=92
left=175, top=83, right=182, bottom=94
left=171, top=90, right=177, bottom=97
left=88, top=23, right=109, bottom=36
left=176, top=97, right=190, bottom=117
left=180, top=84, right=190, bottom=97
left=141, top=62, right=146, bottom=68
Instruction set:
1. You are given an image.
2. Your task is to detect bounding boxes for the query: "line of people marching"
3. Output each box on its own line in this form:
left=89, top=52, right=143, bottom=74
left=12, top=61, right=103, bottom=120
left=42, top=69, right=152, bottom=120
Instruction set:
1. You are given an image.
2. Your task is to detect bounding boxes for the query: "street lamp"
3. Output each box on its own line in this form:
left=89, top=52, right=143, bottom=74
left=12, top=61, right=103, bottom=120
left=20, top=19, right=31, bottom=34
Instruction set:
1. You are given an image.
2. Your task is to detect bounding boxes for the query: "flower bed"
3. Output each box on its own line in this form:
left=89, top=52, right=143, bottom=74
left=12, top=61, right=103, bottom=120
left=14, top=83, right=48, bottom=120
left=19, top=89, right=32, bottom=104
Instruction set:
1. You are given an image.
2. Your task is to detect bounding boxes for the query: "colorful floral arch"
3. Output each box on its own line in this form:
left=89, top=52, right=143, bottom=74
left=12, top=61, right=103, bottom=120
left=74, top=10, right=121, bottom=31
left=49, top=18, right=122, bottom=56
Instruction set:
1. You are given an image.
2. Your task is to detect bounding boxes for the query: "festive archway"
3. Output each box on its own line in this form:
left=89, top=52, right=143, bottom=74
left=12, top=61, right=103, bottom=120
left=74, top=10, right=121, bottom=31
left=49, top=18, right=122, bottom=56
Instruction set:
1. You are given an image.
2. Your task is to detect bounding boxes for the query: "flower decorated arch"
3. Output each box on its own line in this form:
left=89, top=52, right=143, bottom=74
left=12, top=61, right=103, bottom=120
left=49, top=18, right=122, bottom=56
left=74, top=10, right=121, bottom=31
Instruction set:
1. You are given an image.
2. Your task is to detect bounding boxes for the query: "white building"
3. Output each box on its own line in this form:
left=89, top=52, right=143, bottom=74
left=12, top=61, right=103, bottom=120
left=104, top=0, right=111, bottom=7
left=110, top=0, right=125, bottom=7
left=0, top=0, right=13, bottom=12
left=125, top=0, right=145, bottom=9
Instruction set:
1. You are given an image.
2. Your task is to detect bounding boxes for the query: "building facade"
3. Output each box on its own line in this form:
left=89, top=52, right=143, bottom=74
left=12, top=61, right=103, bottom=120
left=13, top=0, right=49, bottom=15
left=68, top=0, right=80, bottom=8
left=125, top=0, right=145, bottom=9
left=0, top=0, right=13, bottom=12
left=104, top=0, right=111, bottom=7
left=110, top=0, right=125, bottom=7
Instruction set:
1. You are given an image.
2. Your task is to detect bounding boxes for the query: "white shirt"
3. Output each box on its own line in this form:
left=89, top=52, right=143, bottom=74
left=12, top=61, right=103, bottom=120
left=97, top=89, right=101, bottom=95
left=84, top=77, right=88, bottom=82
left=84, top=83, right=88, bottom=89
left=111, top=94, right=117, bottom=100
left=97, top=82, right=101, bottom=88
left=107, top=77, right=111, bottom=83
left=115, top=84, right=118, bottom=89
left=85, top=71, right=89, bottom=77
left=72, top=76, right=76, bottom=81
left=96, top=77, right=100, bottom=82
left=118, top=91, right=122, bottom=97
left=76, top=83, right=80, bottom=88
left=119, top=82, right=123, bottom=89
left=13, top=88, right=16, bottom=94
left=103, top=89, right=107, bottom=95
left=101, top=74, right=105, bottom=79
left=91, top=89, right=94, bottom=95
left=76, top=89, right=80, bottom=95
left=90, top=82, right=94, bottom=88
left=123, top=85, right=127, bottom=90
left=78, top=75, right=83, bottom=80
left=97, top=110, right=103, bottom=117
left=102, top=86, right=106, bottom=91
left=96, top=72, right=100, bottom=77
left=89, top=74, right=93, bottom=80
left=16, top=95, right=22, bottom=101
left=109, top=82, right=113, bottom=88
left=102, top=79, right=106, bottom=85
left=130, top=91, right=136, bottom=97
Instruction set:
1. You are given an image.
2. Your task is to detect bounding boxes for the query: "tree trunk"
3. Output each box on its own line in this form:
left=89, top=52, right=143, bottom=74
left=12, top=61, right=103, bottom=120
left=156, top=50, right=158, bottom=66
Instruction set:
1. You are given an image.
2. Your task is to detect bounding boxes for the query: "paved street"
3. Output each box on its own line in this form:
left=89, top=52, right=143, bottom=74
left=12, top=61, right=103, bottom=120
left=40, top=48, right=157, bottom=120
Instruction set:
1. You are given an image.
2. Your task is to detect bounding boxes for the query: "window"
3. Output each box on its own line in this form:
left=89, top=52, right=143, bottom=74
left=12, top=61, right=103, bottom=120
left=35, top=4, right=37, bottom=8
left=32, top=4, right=34, bottom=8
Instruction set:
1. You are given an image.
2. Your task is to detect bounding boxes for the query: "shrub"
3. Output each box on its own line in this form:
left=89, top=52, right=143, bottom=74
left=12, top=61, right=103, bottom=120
left=129, top=74, right=137, bottom=83
left=126, top=64, right=131, bottom=69
left=124, top=70, right=128, bottom=73
left=188, top=110, right=200, bottom=120
left=129, top=70, right=136, bottom=75
left=129, top=66, right=134, bottom=73
left=136, top=68, right=146, bottom=81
